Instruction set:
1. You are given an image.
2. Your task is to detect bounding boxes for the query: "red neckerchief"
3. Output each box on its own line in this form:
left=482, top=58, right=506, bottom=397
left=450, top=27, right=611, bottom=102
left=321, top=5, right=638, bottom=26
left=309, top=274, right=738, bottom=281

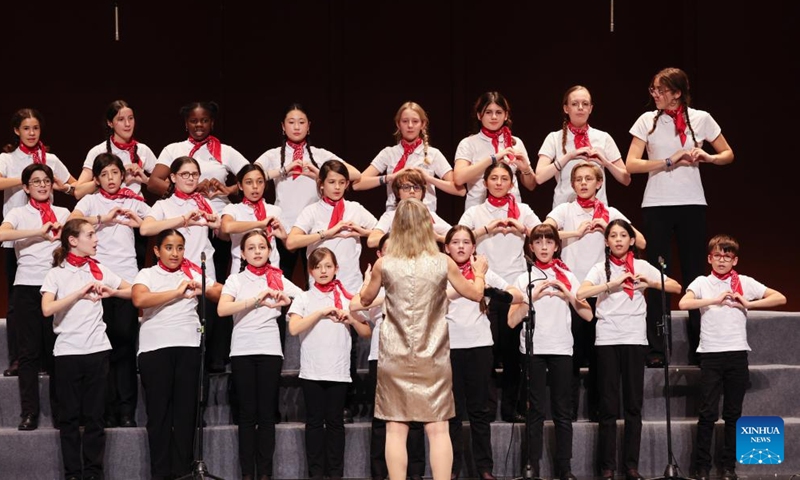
left=609, top=251, right=635, bottom=299
left=392, top=138, right=422, bottom=173
left=535, top=259, right=572, bottom=291
left=110, top=136, right=141, bottom=167
left=99, top=187, right=144, bottom=202
left=29, top=198, right=60, bottom=236
left=19, top=141, right=47, bottom=164
left=174, top=190, right=213, bottom=215
left=663, top=105, right=687, bottom=146
left=456, top=261, right=474, bottom=280
left=66, top=252, right=103, bottom=280
left=323, top=197, right=345, bottom=229
left=712, top=269, right=743, bottom=295
left=287, top=140, right=306, bottom=179
left=576, top=197, right=609, bottom=222
left=567, top=123, right=592, bottom=150
left=188, top=135, right=222, bottom=163
left=486, top=193, right=520, bottom=220
left=158, top=258, right=201, bottom=279
left=242, top=198, right=272, bottom=237
left=314, top=279, right=353, bottom=309
left=480, top=126, right=516, bottom=161
left=246, top=263, right=284, bottom=290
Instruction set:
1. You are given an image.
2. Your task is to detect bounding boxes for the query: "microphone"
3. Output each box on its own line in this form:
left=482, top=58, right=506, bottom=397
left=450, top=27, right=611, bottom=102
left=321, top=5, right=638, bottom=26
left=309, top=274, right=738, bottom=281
left=200, top=252, right=206, bottom=266
left=657, top=256, right=666, bottom=269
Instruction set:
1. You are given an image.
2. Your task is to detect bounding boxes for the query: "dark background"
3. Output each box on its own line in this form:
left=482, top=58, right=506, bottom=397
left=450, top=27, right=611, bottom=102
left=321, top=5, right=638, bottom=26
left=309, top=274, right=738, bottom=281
left=1, top=1, right=796, bottom=312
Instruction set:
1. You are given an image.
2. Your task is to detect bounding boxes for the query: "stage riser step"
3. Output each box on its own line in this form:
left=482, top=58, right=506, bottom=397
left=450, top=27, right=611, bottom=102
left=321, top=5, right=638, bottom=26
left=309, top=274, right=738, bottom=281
left=0, top=420, right=796, bottom=479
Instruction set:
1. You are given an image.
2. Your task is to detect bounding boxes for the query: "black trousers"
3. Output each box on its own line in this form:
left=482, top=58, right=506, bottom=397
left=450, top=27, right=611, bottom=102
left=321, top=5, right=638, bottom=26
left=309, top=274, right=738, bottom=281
left=206, top=233, right=232, bottom=370
left=4, top=248, right=18, bottom=368
left=277, top=240, right=308, bottom=290
left=12, top=285, right=57, bottom=417
left=101, top=296, right=139, bottom=419
left=139, top=346, right=200, bottom=477
left=231, top=354, right=282, bottom=477
left=368, top=360, right=426, bottom=479
left=302, top=379, right=348, bottom=478
left=571, top=298, right=598, bottom=419
left=55, top=350, right=110, bottom=479
left=450, top=346, right=494, bottom=476
left=489, top=297, right=522, bottom=418
left=694, top=351, right=749, bottom=472
left=596, top=344, right=647, bottom=472
left=642, top=205, right=706, bottom=362
left=522, top=354, right=573, bottom=475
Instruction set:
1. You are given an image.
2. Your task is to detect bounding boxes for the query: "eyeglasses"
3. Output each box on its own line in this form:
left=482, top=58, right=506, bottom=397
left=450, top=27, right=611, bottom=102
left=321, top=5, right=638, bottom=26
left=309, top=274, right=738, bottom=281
left=28, top=178, right=52, bottom=187
left=648, top=86, right=670, bottom=96
left=710, top=253, right=736, bottom=262
left=399, top=184, right=423, bottom=192
left=176, top=171, right=201, bottom=180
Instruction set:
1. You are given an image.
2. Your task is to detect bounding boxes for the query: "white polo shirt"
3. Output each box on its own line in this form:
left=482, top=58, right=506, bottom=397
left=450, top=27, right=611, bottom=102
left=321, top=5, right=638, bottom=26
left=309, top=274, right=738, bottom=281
left=454, top=132, right=528, bottom=209
left=83, top=140, right=159, bottom=195
left=447, top=269, right=506, bottom=350
left=3, top=203, right=70, bottom=285
left=370, top=143, right=453, bottom=212
left=221, top=200, right=281, bottom=274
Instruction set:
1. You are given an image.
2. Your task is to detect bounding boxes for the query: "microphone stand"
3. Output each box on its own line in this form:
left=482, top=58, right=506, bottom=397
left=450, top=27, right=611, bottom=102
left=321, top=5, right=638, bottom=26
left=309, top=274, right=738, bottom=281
left=653, top=256, right=689, bottom=480
left=177, top=252, right=224, bottom=480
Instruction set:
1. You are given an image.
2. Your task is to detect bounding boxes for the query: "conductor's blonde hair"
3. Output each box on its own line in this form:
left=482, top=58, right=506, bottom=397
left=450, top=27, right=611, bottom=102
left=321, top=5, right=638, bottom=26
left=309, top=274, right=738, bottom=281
left=386, top=198, right=439, bottom=258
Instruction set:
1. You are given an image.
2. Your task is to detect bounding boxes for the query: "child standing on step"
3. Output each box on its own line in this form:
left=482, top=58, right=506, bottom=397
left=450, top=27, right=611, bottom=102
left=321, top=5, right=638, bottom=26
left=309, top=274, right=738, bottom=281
left=679, top=234, right=786, bottom=480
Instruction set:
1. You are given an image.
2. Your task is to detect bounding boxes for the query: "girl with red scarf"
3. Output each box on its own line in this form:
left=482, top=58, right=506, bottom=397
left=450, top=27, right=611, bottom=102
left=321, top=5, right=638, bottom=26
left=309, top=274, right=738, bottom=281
left=535, top=85, right=631, bottom=210
left=453, top=92, right=536, bottom=210
left=354, top=101, right=463, bottom=212
left=0, top=164, right=70, bottom=431
left=217, top=230, right=299, bottom=480
left=625, top=68, right=735, bottom=368
left=132, top=229, right=222, bottom=480
left=577, top=220, right=681, bottom=480
left=287, top=247, right=371, bottom=480
left=41, top=218, right=132, bottom=480
left=508, top=224, right=592, bottom=480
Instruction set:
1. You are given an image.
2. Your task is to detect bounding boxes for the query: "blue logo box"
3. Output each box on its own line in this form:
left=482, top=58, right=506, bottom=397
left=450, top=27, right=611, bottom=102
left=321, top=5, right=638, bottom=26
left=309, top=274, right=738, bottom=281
left=736, top=416, right=784, bottom=465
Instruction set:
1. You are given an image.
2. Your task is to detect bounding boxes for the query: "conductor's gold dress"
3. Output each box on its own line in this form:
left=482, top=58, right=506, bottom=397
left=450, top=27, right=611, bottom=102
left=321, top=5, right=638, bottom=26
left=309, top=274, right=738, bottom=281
left=374, top=253, right=455, bottom=422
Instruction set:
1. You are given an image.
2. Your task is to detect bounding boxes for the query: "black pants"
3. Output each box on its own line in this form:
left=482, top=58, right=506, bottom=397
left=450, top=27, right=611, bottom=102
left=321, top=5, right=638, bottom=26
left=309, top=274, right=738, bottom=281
left=522, top=354, right=573, bottom=475
left=139, top=346, right=200, bottom=478
left=694, top=351, right=749, bottom=472
left=4, top=248, right=18, bottom=368
left=206, top=233, right=232, bottom=370
left=596, top=344, right=647, bottom=472
left=572, top=298, right=598, bottom=419
left=101, top=296, right=139, bottom=420
left=55, top=350, right=110, bottom=479
left=642, top=206, right=706, bottom=362
left=231, top=355, right=283, bottom=477
left=368, top=360, right=425, bottom=479
left=277, top=240, right=308, bottom=289
left=12, top=285, right=57, bottom=417
left=302, top=379, right=348, bottom=478
left=489, top=297, right=522, bottom=418
left=450, top=346, right=494, bottom=476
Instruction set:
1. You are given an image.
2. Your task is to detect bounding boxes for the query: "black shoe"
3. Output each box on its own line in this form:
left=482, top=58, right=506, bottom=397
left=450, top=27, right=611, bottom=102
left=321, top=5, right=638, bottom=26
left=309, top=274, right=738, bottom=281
left=626, top=469, right=644, bottom=480
left=501, top=412, right=526, bottom=423
left=119, top=415, right=137, bottom=428
left=343, top=407, right=354, bottom=424
left=694, top=468, right=710, bottom=480
left=450, top=473, right=459, bottom=480
left=646, top=353, right=665, bottom=368
left=600, top=469, right=614, bottom=479
left=721, top=468, right=738, bottom=480
left=480, top=472, right=497, bottom=480
left=66, top=476, right=81, bottom=480
left=410, top=475, right=423, bottom=480
left=560, top=472, right=577, bottom=480
left=3, top=360, right=19, bottom=376
left=104, top=415, right=119, bottom=428
left=18, top=414, right=38, bottom=431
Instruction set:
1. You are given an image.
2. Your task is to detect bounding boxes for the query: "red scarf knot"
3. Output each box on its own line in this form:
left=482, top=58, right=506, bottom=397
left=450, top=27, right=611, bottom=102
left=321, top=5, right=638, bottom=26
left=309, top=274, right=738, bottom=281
left=323, top=197, right=345, bottom=229
left=535, top=259, right=572, bottom=291
left=286, top=140, right=306, bottom=179
left=66, top=252, right=103, bottom=280
left=19, top=141, right=47, bottom=164
left=576, top=197, right=609, bottom=222
left=609, top=251, right=636, bottom=299
left=100, top=187, right=144, bottom=202
left=314, top=279, right=353, bottom=309
left=486, top=193, right=520, bottom=220
left=664, top=105, right=687, bottom=146
left=392, top=138, right=423, bottom=173
left=188, top=135, right=222, bottom=162
left=29, top=199, right=60, bottom=236
left=110, top=136, right=141, bottom=166
left=457, top=261, right=474, bottom=280
left=174, top=190, right=214, bottom=215
left=158, top=258, right=202, bottom=279
left=567, top=123, right=592, bottom=150
left=712, top=270, right=743, bottom=295
left=246, top=263, right=284, bottom=291
left=480, top=126, right=516, bottom=161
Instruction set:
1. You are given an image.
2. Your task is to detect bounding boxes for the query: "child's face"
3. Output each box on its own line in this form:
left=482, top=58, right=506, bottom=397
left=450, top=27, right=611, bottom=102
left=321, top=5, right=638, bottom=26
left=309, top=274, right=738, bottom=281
left=606, top=225, right=634, bottom=258
left=397, top=181, right=424, bottom=201
left=108, top=107, right=135, bottom=142
left=185, top=107, right=213, bottom=142
left=282, top=109, right=309, bottom=144
left=97, top=164, right=123, bottom=194
left=320, top=171, right=349, bottom=202
left=22, top=170, right=53, bottom=202
left=572, top=167, right=601, bottom=200
left=562, top=88, right=593, bottom=126
left=478, top=102, right=508, bottom=131
left=708, top=247, right=738, bottom=275
left=15, top=117, right=41, bottom=148
left=531, top=237, right=558, bottom=263
left=310, top=254, right=338, bottom=285
left=71, top=223, right=98, bottom=257
left=397, top=108, right=424, bottom=143
left=484, top=167, right=512, bottom=198
left=242, top=235, right=270, bottom=268
left=239, top=169, right=266, bottom=203
left=445, top=230, right=475, bottom=264
left=155, top=234, right=185, bottom=269
left=170, top=163, right=201, bottom=194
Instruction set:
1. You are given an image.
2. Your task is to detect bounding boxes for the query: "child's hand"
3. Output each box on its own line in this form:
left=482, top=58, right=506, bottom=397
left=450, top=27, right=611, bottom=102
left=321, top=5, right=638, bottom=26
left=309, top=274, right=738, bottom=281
left=633, top=275, right=651, bottom=291
left=590, top=218, right=607, bottom=233
left=302, top=162, right=319, bottom=180
left=609, top=271, right=635, bottom=290
left=471, top=254, right=488, bottom=276
left=177, top=280, right=200, bottom=298
left=729, top=292, right=749, bottom=310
